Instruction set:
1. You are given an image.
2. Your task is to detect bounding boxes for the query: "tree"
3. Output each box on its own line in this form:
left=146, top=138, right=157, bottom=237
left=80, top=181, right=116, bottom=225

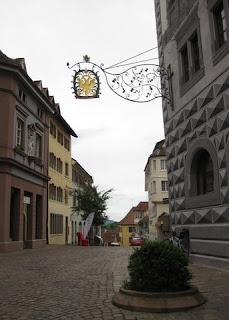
left=102, top=222, right=118, bottom=231
left=72, top=184, right=113, bottom=227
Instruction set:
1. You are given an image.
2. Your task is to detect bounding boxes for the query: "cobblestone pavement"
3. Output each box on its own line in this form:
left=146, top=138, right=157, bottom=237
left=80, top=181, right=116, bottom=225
left=0, top=245, right=229, bottom=320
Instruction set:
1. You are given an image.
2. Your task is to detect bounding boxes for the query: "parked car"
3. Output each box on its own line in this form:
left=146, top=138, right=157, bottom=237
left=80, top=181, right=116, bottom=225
left=130, top=237, right=144, bottom=246
left=110, top=242, right=120, bottom=246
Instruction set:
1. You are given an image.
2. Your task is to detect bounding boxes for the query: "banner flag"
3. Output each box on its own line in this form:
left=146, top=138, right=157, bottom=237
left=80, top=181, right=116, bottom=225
left=83, top=212, right=95, bottom=239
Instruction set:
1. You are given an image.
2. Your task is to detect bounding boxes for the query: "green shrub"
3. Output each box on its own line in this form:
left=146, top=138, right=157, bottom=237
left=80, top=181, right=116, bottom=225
left=124, top=241, right=192, bottom=292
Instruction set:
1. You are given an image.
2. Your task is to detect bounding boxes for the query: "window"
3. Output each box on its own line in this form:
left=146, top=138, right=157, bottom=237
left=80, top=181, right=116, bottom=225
left=191, top=32, right=201, bottom=73
left=38, top=108, right=43, bottom=120
left=213, top=1, right=228, bottom=48
left=57, top=187, right=63, bottom=202
left=57, top=130, right=63, bottom=145
left=19, top=88, right=26, bottom=103
left=72, top=170, right=78, bottom=183
left=153, top=160, right=156, bottom=170
left=185, top=138, right=221, bottom=209
left=49, top=152, right=56, bottom=169
left=35, top=133, right=42, bottom=158
left=57, top=158, right=63, bottom=174
left=208, top=0, right=229, bottom=64
left=65, top=162, right=69, bottom=176
left=50, top=121, right=56, bottom=138
left=64, top=137, right=70, bottom=151
left=161, top=181, right=168, bottom=192
left=194, top=150, right=214, bottom=195
left=49, top=183, right=56, bottom=200
left=175, top=6, right=204, bottom=95
left=160, top=159, right=167, bottom=170
left=16, top=118, right=24, bottom=148
left=135, top=213, right=139, bottom=219
left=65, top=189, right=68, bottom=204
left=50, top=213, right=63, bottom=234
left=129, top=227, right=135, bottom=233
left=153, top=181, right=156, bottom=193
left=180, top=30, right=202, bottom=85
left=181, top=44, right=190, bottom=83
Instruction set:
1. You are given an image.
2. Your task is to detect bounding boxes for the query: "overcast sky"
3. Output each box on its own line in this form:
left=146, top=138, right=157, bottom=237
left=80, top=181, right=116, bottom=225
left=2, top=0, right=165, bottom=222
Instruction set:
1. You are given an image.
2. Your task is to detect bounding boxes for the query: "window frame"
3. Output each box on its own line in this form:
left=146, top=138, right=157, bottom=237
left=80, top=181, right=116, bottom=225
left=208, top=0, right=229, bottom=65
left=16, top=117, right=24, bottom=149
left=18, top=87, right=27, bottom=103
left=50, top=213, right=63, bottom=234
left=185, top=138, right=221, bottom=209
left=160, top=159, right=167, bottom=171
left=65, top=162, right=69, bottom=177
left=175, top=5, right=205, bottom=96
left=153, top=160, right=156, bottom=171
left=161, top=181, right=168, bottom=192
left=35, top=132, right=42, bottom=159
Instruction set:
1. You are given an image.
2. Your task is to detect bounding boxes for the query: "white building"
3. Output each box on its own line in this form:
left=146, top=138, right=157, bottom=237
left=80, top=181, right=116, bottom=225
left=145, top=140, right=169, bottom=240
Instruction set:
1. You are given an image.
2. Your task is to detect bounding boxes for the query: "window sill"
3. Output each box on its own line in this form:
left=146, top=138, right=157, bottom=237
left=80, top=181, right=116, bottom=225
left=186, top=190, right=221, bottom=209
left=14, top=146, right=26, bottom=156
left=213, top=41, right=229, bottom=66
left=28, top=156, right=43, bottom=167
left=180, top=66, right=205, bottom=97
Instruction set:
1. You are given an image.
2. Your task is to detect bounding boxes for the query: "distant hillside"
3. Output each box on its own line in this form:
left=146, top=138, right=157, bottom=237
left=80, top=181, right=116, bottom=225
left=104, top=219, right=116, bottom=226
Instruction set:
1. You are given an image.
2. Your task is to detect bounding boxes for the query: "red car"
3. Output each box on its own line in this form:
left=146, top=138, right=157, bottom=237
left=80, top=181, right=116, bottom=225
left=130, top=237, right=144, bottom=246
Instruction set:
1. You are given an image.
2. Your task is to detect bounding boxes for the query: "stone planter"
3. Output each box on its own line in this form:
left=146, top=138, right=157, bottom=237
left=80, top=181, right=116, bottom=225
left=112, top=285, right=206, bottom=313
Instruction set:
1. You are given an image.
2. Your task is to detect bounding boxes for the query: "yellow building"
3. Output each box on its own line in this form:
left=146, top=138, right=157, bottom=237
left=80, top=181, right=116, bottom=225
left=145, top=140, right=169, bottom=241
left=119, top=207, right=136, bottom=247
left=48, top=107, right=77, bottom=245
left=119, top=202, right=149, bottom=246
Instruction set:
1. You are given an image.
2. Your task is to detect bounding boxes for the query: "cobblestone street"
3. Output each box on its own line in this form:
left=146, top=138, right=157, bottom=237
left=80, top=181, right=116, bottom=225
left=0, top=245, right=229, bottom=320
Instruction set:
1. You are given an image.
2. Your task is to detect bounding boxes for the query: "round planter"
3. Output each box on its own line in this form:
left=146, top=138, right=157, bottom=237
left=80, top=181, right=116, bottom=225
left=112, top=285, right=206, bottom=313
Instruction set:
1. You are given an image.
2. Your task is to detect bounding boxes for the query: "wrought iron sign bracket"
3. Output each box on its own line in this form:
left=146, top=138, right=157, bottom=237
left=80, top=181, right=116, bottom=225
left=67, top=55, right=173, bottom=109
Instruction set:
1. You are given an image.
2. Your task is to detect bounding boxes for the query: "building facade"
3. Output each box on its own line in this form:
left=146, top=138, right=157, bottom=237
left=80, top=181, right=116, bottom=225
left=119, top=207, right=136, bottom=246
left=0, top=51, right=56, bottom=252
left=119, top=202, right=148, bottom=246
left=133, top=202, right=148, bottom=237
left=154, top=0, right=229, bottom=268
left=48, top=112, right=77, bottom=245
left=145, top=140, right=169, bottom=240
left=71, top=158, right=93, bottom=244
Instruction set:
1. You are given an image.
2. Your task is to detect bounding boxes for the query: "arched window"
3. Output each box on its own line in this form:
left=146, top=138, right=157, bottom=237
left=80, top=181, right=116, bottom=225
left=193, top=150, right=214, bottom=195
left=185, top=138, right=220, bottom=209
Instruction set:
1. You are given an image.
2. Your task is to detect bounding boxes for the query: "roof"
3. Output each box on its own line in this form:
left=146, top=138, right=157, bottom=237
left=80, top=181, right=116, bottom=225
left=55, top=113, right=78, bottom=137
left=0, top=50, right=27, bottom=70
left=72, top=158, right=93, bottom=181
left=133, top=201, right=148, bottom=212
left=0, top=51, right=55, bottom=114
left=0, top=51, right=78, bottom=137
left=101, top=227, right=119, bottom=243
left=119, top=207, right=136, bottom=225
left=144, top=139, right=166, bottom=171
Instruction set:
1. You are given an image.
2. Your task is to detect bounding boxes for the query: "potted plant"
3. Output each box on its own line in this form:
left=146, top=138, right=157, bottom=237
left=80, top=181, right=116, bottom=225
left=112, top=241, right=206, bottom=312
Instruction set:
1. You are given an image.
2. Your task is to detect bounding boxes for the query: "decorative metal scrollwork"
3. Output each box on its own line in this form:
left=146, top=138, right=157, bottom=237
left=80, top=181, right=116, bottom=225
left=67, top=56, right=173, bottom=108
